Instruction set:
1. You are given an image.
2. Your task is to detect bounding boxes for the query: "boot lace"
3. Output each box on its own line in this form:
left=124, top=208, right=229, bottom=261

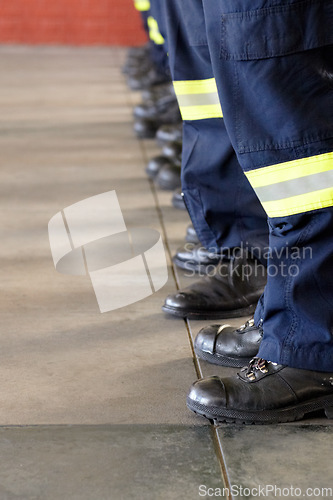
left=237, top=317, right=263, bottom=333
left=237, top=318, right=255, bottom=332
left=243, top=357, right=276, bottom=381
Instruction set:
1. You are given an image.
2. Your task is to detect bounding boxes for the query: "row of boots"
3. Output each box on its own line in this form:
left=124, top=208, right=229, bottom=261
left=122, top=43, right=333, bottom=425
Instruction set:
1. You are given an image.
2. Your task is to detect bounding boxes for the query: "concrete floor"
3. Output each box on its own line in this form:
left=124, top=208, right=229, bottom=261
left=0, top=46, right=332, bottom=500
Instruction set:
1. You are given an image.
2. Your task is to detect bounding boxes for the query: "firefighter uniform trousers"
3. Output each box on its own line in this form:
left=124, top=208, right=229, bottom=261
left=162, top=0, right=269, bottom=256
left=133, top=0, right=169, bottom=75
left=165, top=0, right=333, bottom=371
left=133, top=0, right=151, bottom=32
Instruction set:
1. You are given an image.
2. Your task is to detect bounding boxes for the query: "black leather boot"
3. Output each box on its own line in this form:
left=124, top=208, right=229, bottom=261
left=134, top=119, right=158, bottom=139
left=194, top=318, right=262, bottom=367
left=141, top=83, right=175, bottom=103
left=185, top=224, right=199, bottom=244
left=133, top=95, right=178, bottom=120
left=173, top=243, right=222, bottom=274
left=156, top=123, right=183, bottom=146
left=187, top=357, right=333, bottom=424
left=162, top=141, right=182, bottom=160
left=146, top=155, right=171, bottom=179
left=127, top=66, right=171, bottom=91
left=162, top=250, right=267, bottom=319
left=124, top=58, right=153, bottom=77
left=123, top=44, right=150, bottom=74
left=133, top=102, right=181, bottom=139
left=154, top=163, right=181, bottom=191
left=171, top=189, right=186, bottom=210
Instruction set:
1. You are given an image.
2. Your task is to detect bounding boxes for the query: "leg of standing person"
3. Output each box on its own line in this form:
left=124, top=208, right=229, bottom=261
left=160, top=0, right=269, bottom=320
left=128, top=0, right=170, bottom=90
left=187, top=0, right=333, bottom=423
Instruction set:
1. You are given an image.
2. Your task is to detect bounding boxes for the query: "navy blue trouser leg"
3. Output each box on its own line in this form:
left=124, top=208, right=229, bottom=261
left=134, top=0, right=169, bottom=77
left=202, top=0, right=333, bottom=370
left=133, top=0, right=150, bottom=33
left=147, top=0, right=170, bottom=76
left=162, top=0, right=268, bottom=253
left=256, top=208, right=333, bottom=371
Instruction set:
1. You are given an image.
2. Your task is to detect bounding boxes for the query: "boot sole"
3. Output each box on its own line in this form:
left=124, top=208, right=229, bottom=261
left=161, top=303, right=256, bottom=320
left=187, top=395, right=333, bottom=424
left=194, top=347, right=253, bottom=368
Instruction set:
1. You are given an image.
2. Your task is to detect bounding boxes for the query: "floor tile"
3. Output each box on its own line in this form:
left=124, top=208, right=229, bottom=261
left=217, top=424, right=333, bottom=499
left=0, top=47, right=199, bottom=426
left=0, top=425, right=225, bottom=500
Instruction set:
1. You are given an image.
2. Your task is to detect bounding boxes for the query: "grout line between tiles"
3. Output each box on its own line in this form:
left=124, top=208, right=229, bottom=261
left=123, top=68, right=231, bottom=498
left=148, top=171, right=232, bottom=498
left=139, top=138, right=232, bottom=498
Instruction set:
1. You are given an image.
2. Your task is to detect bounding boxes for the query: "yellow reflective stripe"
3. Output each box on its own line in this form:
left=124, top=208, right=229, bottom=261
left=262, top=187, right=333, bottom=218
left=180, top=104, right=223, bottom=121
left=245, top=152, right=333, bottom=217
left=134, top=0, right=150, bottom=11
left=255, top=169, right=333, bottom=202
left=246, top=152, right=333, bottom=188
left=173, top=78, right=223, bottom=120
left=177, top=92, right=221, bottom=108
left=173, top=78, right=218, bottom=95
left=147, top=16, right=165, bottom=45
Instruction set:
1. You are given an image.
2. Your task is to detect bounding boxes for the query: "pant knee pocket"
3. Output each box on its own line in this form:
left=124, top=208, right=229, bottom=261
left=220, top=0, right=333, bottom=61
left=218, top=1, right=333, bottom=155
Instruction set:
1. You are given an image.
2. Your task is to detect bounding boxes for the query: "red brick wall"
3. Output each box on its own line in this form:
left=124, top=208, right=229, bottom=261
left=0, top=0, right=147, bottom=46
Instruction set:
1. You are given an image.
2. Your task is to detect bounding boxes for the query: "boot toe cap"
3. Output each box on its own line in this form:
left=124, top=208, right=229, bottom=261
left=146, top=156, right=169, bottom=178
left=163, top=292, right=190, bottom=310
left=155, top=164, right=181, bottom=190
left=187, top=376, right=226, bottom=408
left=174, top=244, right=195, bottom=263
left=194, top=325, right=220, bottom=355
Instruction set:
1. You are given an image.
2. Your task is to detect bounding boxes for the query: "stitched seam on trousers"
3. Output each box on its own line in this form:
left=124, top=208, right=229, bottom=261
left=233, top=61, right=242, bottom=153
left=235, top=159, right=245, bottom=247
left=284, top=345, right=333, bottom=359
left=312, top=208, right=333, bottom=308
left=281, top=253, right=299, bottom=364
left=225, top=0, right=331, bottom=19
left=182, top=188, right=218, bottom=247
left=220, top=0, right=333, bottom=60
left=238, top=131, right=333, bottom=154
left=280, top=213, right=319, bottom=362
left=241, top=141, right=333, bottom=172
left=260, top=339, right=333, bottom=362
left=220, top=14, right=226, bottom=60
left=181, top=122, right=199, bottom=173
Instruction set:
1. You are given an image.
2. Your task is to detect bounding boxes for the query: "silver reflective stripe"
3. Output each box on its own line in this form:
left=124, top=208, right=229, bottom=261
left=176, top=92, right=221, bottom=108
left=254, top=169, right=333, bottom=203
